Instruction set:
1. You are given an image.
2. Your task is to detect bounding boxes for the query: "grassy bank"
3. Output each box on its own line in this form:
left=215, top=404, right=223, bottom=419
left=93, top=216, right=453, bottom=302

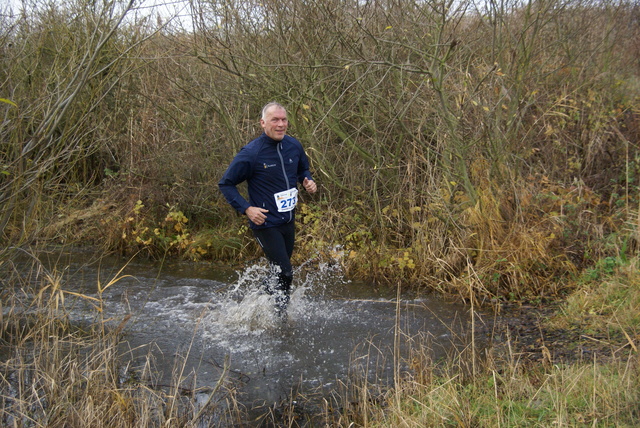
left=345, top=350, right=639, bottom=426
left=324, top=259, right=639, bottom=427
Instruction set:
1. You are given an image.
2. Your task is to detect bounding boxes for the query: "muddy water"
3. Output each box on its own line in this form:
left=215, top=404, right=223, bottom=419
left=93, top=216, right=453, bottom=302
left=28, top=251, right=479, bottom=417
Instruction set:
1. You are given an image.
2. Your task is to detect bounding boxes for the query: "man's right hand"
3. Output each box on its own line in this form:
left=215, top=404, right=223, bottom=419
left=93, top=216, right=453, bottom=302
left=245, top=206, right=269, bottom=226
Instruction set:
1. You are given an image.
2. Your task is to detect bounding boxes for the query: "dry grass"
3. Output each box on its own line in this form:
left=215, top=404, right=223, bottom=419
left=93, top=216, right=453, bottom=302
left=322, top=282, right=640, bottom=427
left=552, top=257, right=640, bottom=350
left=0, top=251, right=242, bottom=427
left=356, top=352, right=640, bottom=427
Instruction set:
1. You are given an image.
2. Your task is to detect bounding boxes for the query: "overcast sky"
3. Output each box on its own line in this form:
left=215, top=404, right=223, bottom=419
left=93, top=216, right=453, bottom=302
left=2, top=0, right=194, bottom=31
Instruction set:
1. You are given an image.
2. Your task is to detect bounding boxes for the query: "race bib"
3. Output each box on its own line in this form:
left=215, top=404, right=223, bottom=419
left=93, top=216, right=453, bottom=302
left=274, top=188, right=298, bottom=212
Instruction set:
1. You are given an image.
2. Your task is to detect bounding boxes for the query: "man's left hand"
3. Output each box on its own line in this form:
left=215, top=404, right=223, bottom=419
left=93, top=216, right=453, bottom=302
left=303, top=177, right=317, bottom=194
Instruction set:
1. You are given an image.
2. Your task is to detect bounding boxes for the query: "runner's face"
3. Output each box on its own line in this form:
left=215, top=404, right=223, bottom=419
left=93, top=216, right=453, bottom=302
left=260, top=106, right=288, bottom=141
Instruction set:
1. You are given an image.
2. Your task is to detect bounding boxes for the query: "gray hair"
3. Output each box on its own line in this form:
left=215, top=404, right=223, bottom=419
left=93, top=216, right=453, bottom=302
left=261, top=102, right=286, bottom=120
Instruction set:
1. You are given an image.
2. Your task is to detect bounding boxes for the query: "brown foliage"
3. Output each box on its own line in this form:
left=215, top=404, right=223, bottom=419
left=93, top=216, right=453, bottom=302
left=1, top=0, right=639, bottom=300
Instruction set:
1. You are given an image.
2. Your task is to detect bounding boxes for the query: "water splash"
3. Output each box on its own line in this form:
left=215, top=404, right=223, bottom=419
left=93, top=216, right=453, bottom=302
left=201, top=258, right=349, bottom=333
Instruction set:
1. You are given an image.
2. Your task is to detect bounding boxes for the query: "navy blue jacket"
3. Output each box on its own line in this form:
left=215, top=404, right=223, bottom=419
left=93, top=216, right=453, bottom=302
left=218, top=133, right=313, bottom=229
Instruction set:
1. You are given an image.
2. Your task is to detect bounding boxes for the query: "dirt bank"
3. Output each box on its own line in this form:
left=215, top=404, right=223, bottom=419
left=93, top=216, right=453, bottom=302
left=490, top=302, right=637, bottom=365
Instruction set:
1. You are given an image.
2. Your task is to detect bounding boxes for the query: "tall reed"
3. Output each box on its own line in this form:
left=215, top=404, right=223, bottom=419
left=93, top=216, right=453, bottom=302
left=0, top=248, right=241, bottom=427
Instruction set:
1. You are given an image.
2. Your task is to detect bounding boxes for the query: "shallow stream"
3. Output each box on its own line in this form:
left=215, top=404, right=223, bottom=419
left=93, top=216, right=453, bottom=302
left=9, top=249, right=482, bottom=421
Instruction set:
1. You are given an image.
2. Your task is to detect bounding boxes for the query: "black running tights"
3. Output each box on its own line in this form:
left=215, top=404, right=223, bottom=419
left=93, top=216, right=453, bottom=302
left=252, top=222, right=295, bottom=307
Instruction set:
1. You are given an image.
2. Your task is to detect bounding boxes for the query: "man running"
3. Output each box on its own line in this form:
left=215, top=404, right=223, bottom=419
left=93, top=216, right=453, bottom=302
left=218, top=102, right=317, bottom=315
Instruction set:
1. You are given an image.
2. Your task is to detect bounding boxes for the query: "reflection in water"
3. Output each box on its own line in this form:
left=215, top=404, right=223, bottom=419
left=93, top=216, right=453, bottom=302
left=7, top=250, right=480, bottom=420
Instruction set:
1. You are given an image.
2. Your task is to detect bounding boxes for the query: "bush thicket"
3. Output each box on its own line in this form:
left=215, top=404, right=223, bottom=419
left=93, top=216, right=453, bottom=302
left=1, top=0, right=639, bottom=300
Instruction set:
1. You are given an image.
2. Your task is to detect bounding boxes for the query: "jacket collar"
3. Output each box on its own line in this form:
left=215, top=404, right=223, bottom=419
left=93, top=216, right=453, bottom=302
left=262, top=133, right=286, bottom=145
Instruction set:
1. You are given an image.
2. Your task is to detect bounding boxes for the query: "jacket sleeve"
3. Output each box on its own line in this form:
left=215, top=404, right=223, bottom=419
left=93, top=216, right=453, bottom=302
left=297, top=143, right=313, bottom=184
left=218, top=148, right=253, bottom=215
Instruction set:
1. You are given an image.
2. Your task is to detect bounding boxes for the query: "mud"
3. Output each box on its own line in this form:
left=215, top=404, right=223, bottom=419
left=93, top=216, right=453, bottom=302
left=490, top=301, right=637, bottom=365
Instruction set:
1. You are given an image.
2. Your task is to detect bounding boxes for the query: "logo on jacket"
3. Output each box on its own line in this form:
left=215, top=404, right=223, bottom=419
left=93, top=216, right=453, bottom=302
left=263, top=163, right=277, bottom=168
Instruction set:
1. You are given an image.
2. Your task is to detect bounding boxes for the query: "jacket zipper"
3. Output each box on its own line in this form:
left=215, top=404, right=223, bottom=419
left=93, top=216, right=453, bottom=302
left=277, top=142, right=293, bottom=222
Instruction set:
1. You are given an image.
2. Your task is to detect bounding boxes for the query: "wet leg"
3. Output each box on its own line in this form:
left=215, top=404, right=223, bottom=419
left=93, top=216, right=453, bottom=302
left=253, top=223, right=295, bottom=314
